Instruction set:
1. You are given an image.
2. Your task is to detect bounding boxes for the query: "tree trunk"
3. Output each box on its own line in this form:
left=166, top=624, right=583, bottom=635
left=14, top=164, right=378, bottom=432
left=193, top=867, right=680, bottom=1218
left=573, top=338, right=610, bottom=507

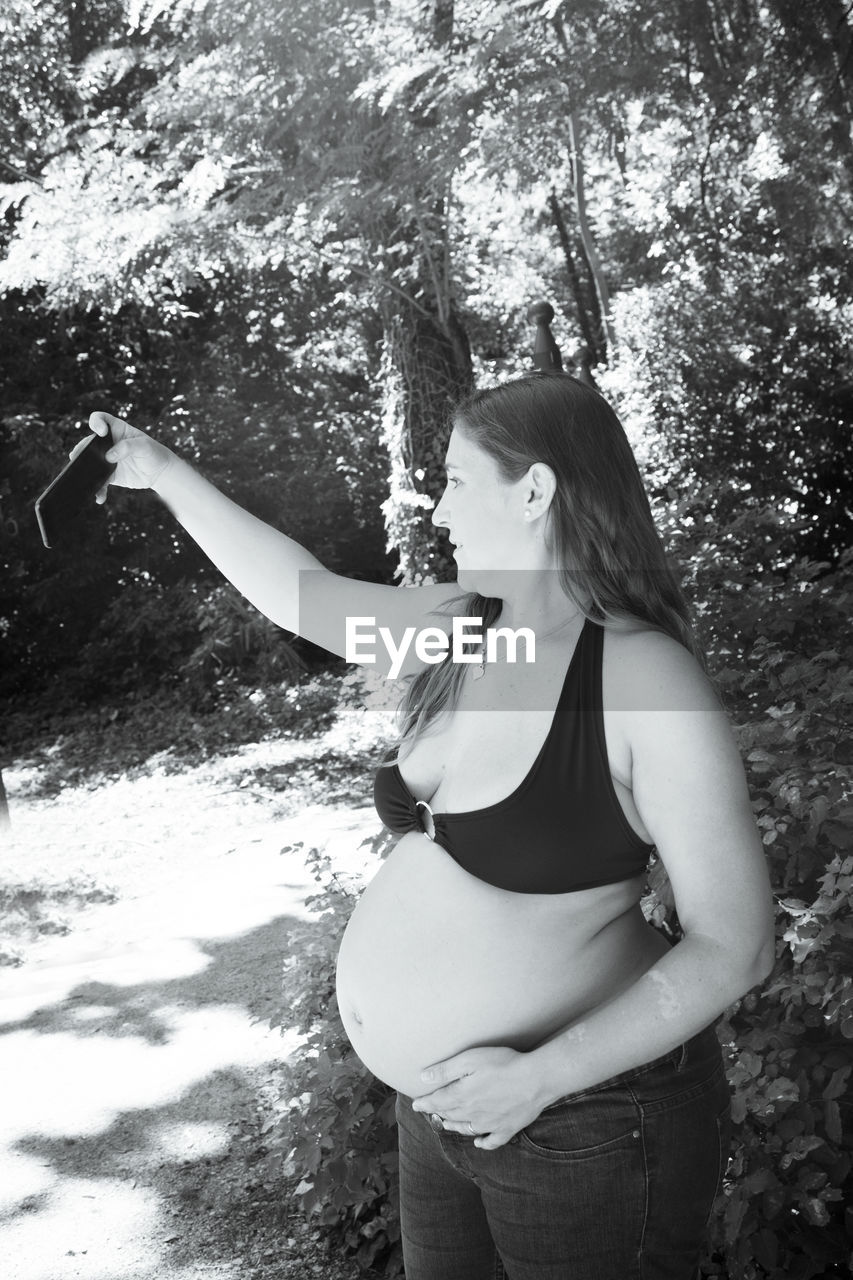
left=379, top=298, right=473, bottom=584
left=551, top=16, right=615, bottom=360
left=0, top=768, right=10, bottom=833
left=67, top=0, right=90, bottom=64
left=548, top=190, right=603, bottom=364
left=566, top=111, right=615, bottom=359
left=373, top=0, right=474, bottom=584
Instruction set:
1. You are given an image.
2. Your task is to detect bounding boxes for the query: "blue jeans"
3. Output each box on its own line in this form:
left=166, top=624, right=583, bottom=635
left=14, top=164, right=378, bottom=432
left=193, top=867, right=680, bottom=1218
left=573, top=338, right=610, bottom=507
left=395, top=1021, right=732, bottom=1280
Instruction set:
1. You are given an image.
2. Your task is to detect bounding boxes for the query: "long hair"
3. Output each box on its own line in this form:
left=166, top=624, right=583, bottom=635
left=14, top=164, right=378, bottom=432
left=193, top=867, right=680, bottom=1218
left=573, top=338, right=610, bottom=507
left=388, top=371, right=704, bottom=759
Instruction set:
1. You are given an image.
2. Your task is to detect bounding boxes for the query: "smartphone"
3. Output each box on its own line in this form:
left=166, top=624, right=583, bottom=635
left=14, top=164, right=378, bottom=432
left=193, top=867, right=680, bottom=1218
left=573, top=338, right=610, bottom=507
left=34, top=426, right=116, bottom=549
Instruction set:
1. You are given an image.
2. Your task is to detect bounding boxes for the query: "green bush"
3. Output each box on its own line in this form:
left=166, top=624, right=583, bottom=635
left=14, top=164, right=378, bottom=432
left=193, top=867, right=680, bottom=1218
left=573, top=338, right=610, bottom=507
left=270, top=841, right=402, bottom=1277
left=180, top=584, right=307, bottom=688
left=700, top=554, right=853, bottom=1279
left=604, top=233, right=853, bottom=567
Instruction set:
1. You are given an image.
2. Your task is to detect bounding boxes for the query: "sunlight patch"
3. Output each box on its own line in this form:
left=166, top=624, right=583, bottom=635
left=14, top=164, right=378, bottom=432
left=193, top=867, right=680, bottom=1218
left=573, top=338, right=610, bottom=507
left=67, top=938, right=212, bottom=988
left=0, top=1149, right=57, bottom=1215
left=0, top=1010, right=287, bottom=1144
left=0, top=1176, right=162, bottom=1280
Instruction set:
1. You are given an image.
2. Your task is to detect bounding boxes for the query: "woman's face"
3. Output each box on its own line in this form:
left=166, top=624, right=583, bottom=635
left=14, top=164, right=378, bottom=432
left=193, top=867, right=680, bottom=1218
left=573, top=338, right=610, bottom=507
left=432, top=425, right=530, bottom=589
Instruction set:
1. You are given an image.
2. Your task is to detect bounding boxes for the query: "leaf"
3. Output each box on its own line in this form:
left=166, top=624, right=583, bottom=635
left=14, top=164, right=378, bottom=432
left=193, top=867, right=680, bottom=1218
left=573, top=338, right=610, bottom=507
left=780, top=1135, right=824, bottom=1168
left=738, top=1048, right=763, bottom=1078
left=730, top=1092, right=747, bottom=1124
left=822, top=1066, right=851, bottom=1100
left=808, top=795, right=831, bottom=835
left=802, top=1195, right=830, bottom=1227
left=778, top=898, right=809, bottom=915
left=764, top=1077, right=799, bottom=1103
left=824, top=1100, right=843, bottom=1145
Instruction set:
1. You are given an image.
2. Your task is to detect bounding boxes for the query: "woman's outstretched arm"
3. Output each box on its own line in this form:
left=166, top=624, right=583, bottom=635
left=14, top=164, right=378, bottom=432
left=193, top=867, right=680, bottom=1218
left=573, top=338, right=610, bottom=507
left=88, top=411, right=459, bottom=672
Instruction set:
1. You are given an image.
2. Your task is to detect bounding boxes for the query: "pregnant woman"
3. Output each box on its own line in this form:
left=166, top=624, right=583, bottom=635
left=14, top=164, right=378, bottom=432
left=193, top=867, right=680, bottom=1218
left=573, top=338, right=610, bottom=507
left=86, top=368, right=774, bottom=1279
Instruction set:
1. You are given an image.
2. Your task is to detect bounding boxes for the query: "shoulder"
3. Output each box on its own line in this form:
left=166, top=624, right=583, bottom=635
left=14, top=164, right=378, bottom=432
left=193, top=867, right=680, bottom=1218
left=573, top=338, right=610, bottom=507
left=601, top=620, right=721, bottom=715
left=601, top=623, right=750, bottom=834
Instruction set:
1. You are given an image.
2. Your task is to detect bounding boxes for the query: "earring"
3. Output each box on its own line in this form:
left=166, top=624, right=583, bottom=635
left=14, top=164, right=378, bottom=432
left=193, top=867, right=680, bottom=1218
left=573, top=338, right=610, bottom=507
left=524, top=511, right=532, bottom=521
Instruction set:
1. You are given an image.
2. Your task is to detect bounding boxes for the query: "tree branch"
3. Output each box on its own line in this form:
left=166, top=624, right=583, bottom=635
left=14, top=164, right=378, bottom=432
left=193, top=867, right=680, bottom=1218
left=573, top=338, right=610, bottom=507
left=342, top=258, right=434, bottom=321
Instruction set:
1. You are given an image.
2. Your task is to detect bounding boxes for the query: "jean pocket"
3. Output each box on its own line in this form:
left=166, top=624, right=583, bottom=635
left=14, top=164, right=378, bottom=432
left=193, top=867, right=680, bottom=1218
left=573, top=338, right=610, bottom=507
left=518, top=1087, right=642, bottom=1161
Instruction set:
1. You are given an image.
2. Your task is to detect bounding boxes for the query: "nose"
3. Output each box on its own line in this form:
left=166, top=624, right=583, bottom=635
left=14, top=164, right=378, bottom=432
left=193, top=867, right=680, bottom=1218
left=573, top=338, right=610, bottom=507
left=432, top=489, right=449, bottom=529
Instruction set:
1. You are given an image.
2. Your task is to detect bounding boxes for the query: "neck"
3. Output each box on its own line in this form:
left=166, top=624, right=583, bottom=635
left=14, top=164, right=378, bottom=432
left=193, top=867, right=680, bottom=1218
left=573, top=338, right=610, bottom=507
left=492, top=573, right=584, bottom=636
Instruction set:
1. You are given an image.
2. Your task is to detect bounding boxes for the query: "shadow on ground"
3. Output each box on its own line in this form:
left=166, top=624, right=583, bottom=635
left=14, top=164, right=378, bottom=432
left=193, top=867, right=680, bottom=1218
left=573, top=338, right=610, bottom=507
left=0, top=912, right=364, bottom=1280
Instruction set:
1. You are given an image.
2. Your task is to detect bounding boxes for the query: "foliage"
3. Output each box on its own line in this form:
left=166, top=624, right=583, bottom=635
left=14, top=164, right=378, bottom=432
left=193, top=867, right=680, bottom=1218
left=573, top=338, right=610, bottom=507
left=0, top=279, right=394, bottom=701
left=3, top=0, right=852, bottom=668
left=701, top=553, right=853, bottom=1279
left=271, top=841, right=402, bottom=1277
left=3, top=670, right=343, bottom=795
left=181, top=584, right=306, bottom=686
left=637, top=504, right=853, bottom=1278
left=629, top=482, right=853, bottom=1272
left=606, top=255, right=853, bottom=565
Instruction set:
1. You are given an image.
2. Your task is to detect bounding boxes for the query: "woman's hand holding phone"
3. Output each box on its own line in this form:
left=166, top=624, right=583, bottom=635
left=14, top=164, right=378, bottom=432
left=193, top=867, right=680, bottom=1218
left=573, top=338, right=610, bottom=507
left=80, top=412, right=175, bottom=503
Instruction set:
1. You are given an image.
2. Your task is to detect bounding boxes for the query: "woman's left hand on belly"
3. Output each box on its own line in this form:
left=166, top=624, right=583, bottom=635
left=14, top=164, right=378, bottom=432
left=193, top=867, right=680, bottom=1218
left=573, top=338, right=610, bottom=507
left=412, top=1046, right=548, bottom=1150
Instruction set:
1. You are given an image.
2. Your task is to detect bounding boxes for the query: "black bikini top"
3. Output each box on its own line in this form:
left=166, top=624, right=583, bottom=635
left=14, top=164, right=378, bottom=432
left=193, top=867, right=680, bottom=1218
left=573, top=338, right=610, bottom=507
left=373, top=617, right=655, bottom=894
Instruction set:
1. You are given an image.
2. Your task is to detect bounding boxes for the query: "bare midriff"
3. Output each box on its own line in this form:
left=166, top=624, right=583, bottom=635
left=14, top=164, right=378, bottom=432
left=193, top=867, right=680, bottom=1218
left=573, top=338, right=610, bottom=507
left=335, top=832, right=672, bottom=1098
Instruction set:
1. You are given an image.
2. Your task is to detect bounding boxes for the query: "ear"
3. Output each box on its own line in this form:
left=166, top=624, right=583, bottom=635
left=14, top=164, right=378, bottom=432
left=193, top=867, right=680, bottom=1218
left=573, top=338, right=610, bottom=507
left=523, top=461, right=557, bottom=520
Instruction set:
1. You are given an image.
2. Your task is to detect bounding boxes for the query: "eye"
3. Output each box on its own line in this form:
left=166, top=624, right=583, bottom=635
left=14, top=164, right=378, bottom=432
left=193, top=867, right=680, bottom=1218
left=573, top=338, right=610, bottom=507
left=446, top=476, right=460, bottom=488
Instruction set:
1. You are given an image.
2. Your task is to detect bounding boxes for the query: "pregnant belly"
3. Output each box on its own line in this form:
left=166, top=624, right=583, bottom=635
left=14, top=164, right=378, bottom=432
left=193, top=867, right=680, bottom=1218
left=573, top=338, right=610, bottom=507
left=335, top=832, right=666, bottom=1098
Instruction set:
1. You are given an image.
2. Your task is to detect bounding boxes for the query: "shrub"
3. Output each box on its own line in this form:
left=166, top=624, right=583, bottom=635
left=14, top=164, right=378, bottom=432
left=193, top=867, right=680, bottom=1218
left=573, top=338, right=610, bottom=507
left=700, top=553, right=853, bottom=1279
left=269, top=840, right=402, bottom=1277
left=180, top=584, right=307, bottom=689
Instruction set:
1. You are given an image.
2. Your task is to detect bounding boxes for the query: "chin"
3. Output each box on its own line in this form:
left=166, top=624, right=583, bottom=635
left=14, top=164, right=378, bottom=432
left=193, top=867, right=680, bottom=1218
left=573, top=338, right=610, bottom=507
left=454, top=564, right=508, bottom=599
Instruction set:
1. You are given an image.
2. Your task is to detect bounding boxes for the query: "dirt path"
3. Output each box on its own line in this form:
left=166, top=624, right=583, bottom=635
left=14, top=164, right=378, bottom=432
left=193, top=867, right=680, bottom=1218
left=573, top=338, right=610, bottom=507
left=0, top=721, right=386, bottom=1280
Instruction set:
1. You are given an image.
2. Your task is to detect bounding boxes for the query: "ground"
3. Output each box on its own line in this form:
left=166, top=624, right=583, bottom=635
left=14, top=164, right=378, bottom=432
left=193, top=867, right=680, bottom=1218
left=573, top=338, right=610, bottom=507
left=0, top=698, right=394, bottom=1280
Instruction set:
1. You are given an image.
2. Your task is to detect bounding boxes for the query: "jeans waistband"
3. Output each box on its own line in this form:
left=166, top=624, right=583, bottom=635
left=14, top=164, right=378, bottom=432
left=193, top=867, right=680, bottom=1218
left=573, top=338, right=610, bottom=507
left=539, top=1018, right=723, bottom=1113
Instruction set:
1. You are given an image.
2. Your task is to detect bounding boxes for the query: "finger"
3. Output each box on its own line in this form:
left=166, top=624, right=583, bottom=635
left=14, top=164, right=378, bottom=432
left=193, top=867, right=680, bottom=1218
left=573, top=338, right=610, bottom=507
left=420, top=1054, right=475, bottom=1088
left=473, top=1132, right=509, bottom=1151
left=101, top=437, right=139, bottom=468
left=89, top=412, right=113, bottom=436
left=440, top=1119, right=471, bottom=1135
left=412, top=1083, right=463, bottom=1112
left=443, top=1117, right=489, bottom=1137
left=411, top=1090, right=446, bottom=1112
left=95, top=483, right=109, bottom=505
left=104, top=438, right=136, bottom=464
